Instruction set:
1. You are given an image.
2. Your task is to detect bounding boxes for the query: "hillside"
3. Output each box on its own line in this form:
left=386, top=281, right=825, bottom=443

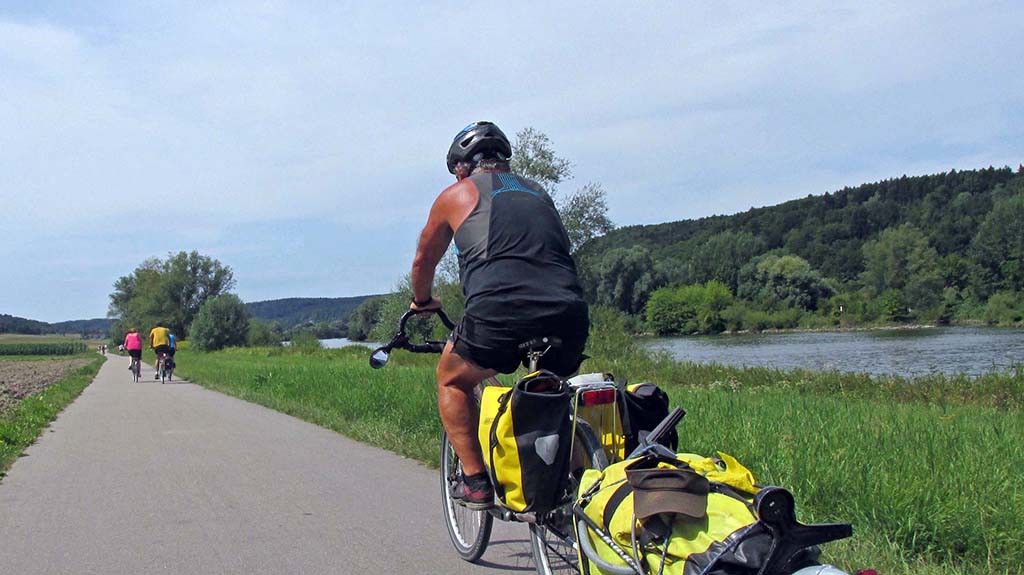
left=245, top=295, right=379, bottom=329
left=576, top=166, right=1024, bottom=329
left=51, top=318, right=113, bottom=335
left=3, top=295, right=379, bottom=337
left=0, top=314, right=111, bottom=337
left=0, top=314, right=54, bottom=335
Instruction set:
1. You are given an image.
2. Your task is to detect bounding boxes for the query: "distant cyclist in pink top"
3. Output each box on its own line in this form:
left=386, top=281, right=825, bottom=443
left=123, top=328, right=143, bottom=363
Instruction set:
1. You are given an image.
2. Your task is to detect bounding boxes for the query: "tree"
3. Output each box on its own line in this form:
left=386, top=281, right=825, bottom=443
left=738, top=254, right=834, bottom=311
left=511, top=127, right=572, bottom=194
left=108, top=251, right=235, bottom=337
left=189, top=294, right=250, bottom=351
left=860, top=225, right=943, bottom=313
left=160, top=251, right=236, bottom=334
left=347, top=297, right=385, bottom=341
left=686, top=231, right=766, bottom=293
left=560, top=182, right=615, bottom=252
left=645, top=281, right=733, bottom=335
left=511, top=127, right=615, bottom=252
left=247, top=319, right=282, bottom=347
left=584, top=246, right=663, bottom=315
left=971, top=193, right=1024, bottom=297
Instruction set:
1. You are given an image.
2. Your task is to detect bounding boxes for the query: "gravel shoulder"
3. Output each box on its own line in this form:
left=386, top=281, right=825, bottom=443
left=0, top=358, right=94, bottom=415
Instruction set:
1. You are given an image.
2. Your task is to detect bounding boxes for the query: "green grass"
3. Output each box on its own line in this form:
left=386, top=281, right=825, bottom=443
left=173, top=321, right=1024, bottom=575
left=0, top=342, right=89, bottom=356
left=0, top=355, right=105, bottom=477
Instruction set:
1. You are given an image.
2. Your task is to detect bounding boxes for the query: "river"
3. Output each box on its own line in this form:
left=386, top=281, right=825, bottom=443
left=319, top=327, right=1022, bottom=377
left=318, top=337, right=379, bottom=349
left=641, top=326, right=1024, bottom=377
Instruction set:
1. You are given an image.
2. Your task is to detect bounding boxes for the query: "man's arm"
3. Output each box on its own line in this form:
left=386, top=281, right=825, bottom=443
left=410, top=193, right=454, bottom=308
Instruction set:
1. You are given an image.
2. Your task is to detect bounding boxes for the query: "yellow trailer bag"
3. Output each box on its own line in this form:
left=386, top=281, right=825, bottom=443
left=576, top=453, right=763, bottom=575
left=477, top=371, right=573, bottom=513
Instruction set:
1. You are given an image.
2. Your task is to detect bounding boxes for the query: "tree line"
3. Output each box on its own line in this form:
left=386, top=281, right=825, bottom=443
left=352, top=164, right=1024, bottom=339
left=575, top=166, right=1024, bottom=334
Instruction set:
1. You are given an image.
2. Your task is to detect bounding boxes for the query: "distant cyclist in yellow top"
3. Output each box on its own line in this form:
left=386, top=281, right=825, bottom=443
left=149, top=322, right=172, bottom=380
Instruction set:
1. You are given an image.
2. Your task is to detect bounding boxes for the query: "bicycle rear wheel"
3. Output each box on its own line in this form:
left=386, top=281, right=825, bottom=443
left=440, top=430, right=493, bottom=562
left=530, top=419, right=609, bottom=575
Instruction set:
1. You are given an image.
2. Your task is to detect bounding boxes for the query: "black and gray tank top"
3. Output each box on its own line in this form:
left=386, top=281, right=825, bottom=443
left=453, top=171, right=585, bottom=324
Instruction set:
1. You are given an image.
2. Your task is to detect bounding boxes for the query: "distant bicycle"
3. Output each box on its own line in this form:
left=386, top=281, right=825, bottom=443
left=160, top=353, right=175, bottom=383
left=129, top=355, right=141, bottom=383
left=155, top=351, right=174, bottom=384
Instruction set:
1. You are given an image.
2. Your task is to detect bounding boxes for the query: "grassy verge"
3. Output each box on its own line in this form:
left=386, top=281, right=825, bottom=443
left=0, top=352, right=102, bottom=362
left=0, top=355, right=105, bottom=478
left=174, top=317, right=1023, bottom=575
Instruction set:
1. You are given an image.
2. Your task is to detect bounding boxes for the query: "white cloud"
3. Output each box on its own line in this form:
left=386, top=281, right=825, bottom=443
left=1, top=1, right=1022, bottom=320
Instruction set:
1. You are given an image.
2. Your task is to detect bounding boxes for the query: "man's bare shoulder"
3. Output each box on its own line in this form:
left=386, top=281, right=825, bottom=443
left=435, top=178, right=478, bottom=210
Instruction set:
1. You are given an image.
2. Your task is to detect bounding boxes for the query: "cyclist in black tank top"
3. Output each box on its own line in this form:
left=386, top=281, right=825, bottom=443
left=408, top=122, right=589, bottom=508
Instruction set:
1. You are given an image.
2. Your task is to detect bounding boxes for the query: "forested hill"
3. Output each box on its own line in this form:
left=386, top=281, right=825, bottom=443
left=51, top=318, right=113, bottom=335
left=0, top=314, right=111, bottom=337
left=2, top=297, right=378, bottom=337
left=0, top=314, right=54, bottom=335
left=576, top=166, right=1024, bottom=329
left=245, top=296, right=378, bottom=329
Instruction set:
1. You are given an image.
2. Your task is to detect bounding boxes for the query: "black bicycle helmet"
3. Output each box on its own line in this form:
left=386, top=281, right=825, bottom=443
left=446, top=121, right=512, bottom=174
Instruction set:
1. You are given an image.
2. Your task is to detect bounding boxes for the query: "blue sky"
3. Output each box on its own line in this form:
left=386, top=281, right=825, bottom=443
left=2, top=1, right=1022, bottom=322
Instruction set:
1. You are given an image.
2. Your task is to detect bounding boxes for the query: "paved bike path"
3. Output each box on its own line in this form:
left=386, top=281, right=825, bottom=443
left=0, top=354, right=536, bottom=574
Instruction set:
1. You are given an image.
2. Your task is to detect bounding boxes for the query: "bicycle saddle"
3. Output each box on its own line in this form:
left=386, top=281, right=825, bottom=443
left=517, top=336, right=563, bottom=352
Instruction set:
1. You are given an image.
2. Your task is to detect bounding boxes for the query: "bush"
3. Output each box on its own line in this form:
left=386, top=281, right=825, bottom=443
left=646, top=281, right=733, bottom=335
left=984, top=291, right=1024, bottom=326
left=189, top=294, right=250, bottom=351
left=287, top=332, right=322, bottom=352
left=247, top=320, right=282, bottom=347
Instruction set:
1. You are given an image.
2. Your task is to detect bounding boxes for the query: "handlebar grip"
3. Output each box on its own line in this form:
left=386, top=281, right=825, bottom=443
left=406, top=341, right=446, bottom=354
left=435, top=309, right=456, bottom=330
left=400, top=308, right=456, bottom=331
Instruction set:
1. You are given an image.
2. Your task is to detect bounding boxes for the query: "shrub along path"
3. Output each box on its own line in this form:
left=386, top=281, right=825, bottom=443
left=0, top=354, right=530, bottom=574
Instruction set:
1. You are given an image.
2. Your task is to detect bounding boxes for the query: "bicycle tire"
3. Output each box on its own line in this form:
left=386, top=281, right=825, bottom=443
left=440, top=430, right=493, bottom=562
left=530, top=419, right=609, bottom=575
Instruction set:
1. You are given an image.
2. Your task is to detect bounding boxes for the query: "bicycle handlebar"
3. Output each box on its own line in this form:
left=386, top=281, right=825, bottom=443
left=369, top=308, right=455, bottom=368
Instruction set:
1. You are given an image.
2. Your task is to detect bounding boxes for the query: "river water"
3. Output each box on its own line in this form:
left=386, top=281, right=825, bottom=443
left=320, top=328, right=1022, bottom=377
left=641, top=326, right=1024, bottom=377
left=318, top=338, right=379, bottom=349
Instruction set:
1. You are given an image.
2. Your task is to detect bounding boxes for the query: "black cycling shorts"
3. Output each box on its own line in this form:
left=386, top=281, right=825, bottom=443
left=450, top=309, right=589, bottom=376
left=128, top=349, right=142, bottom=359
left=167, top=348, right=176, bottom=357
left=154, top=345, right=171, bottom=357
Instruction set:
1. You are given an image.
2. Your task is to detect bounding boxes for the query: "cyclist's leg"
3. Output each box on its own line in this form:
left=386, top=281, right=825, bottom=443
left=436, top=342, right=497, bottom=477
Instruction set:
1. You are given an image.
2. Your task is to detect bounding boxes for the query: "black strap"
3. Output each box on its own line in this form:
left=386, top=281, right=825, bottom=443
left=710, top=482, right=758, bottom=516
left=487, top=390, right=513, bottom=501
left=615, top=378, right=633, bottom=441
left=602, top=481, right=633, bottom=533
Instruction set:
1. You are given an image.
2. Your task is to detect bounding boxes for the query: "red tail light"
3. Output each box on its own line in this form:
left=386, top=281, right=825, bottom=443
left=856, top=570, right=879, bottom=575
left=580, top=388, right=616, bottom=406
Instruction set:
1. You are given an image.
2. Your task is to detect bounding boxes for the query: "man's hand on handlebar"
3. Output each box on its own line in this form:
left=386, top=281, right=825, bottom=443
left=409, top=296, right=442, bottom=315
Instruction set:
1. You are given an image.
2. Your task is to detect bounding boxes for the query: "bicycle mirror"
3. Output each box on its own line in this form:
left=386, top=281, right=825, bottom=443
left=369, top=348, right=390, bottom=369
